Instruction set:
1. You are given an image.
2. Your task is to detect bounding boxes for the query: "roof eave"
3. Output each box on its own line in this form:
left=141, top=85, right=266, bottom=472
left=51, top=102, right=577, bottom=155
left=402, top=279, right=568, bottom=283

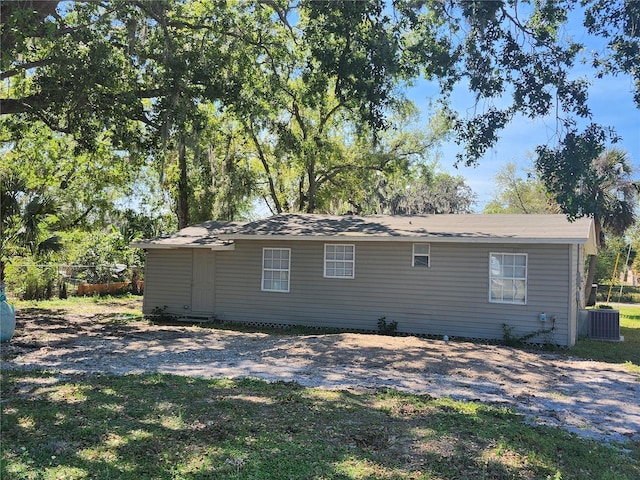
left=584, top=219, right=598, bottom=255
left=130, top=242, right=235, bottom=251
left=219, top=233, right=593, bottom=246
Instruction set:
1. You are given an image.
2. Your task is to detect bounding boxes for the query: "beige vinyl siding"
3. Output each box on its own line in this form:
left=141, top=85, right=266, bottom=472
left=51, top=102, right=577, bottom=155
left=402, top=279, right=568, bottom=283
left=142, top=249, right=193, bottom=315
left=212, top=240, right=574, bottom=345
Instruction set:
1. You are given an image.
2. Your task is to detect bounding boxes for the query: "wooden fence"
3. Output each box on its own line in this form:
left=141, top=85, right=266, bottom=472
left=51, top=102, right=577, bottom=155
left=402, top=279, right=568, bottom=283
left=76, top=280, right=144, bottom=296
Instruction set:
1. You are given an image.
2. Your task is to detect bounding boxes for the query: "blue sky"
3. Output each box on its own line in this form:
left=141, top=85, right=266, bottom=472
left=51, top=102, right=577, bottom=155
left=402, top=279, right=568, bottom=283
left=408, top=74, right=639, bottom=212
left=405, top=8, right=640, bottom=213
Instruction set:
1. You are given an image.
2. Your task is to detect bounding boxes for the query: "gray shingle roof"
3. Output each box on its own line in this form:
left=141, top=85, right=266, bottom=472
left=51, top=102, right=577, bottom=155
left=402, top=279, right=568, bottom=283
left=132, top=214, right=597, bottom=253
left=130, top=221, right=241, bottom=249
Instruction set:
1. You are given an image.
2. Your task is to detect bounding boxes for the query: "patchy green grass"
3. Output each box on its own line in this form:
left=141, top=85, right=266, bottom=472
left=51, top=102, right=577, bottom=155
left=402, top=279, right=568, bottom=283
left=11, top=294, right=141, bottom=309
left=11, top=295, right=143, bottom=321
left=2, top=371, right=638, bottom=480
left=3, top=297, right=640, bottom=478
left=569, top=305, right=640, bottom=373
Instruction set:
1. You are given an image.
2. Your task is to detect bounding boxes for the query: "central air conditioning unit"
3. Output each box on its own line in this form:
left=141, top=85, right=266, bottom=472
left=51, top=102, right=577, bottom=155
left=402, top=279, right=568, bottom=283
left=588, top=309, right=622, bottom=341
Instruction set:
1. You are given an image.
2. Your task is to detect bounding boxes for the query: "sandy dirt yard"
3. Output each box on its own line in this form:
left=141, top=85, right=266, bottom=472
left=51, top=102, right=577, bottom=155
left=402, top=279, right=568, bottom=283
left=1, top=299, right=639, bottom=444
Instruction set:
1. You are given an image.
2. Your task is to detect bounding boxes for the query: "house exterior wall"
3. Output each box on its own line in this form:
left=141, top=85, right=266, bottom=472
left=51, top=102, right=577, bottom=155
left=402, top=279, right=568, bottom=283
left=142, top=239, right=578, bottom=345
left=142, top=249, right=193, bottom=315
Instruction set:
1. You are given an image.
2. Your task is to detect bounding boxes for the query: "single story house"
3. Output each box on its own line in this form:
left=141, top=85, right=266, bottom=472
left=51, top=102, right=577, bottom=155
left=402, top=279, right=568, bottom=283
left=132, top=213, right=597, bottom=346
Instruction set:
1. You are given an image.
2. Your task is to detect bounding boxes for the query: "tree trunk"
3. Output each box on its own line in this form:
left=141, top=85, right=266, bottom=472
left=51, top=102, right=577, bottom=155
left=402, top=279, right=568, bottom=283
left=177, top=139, right=190, bottom=229
left=245, top=121, right=282, bottom=214
left=297, top=177, right=306, bottom=212
left=306, top=163, right=316, bottom=213
left=584, top=254, right=597, bottom=306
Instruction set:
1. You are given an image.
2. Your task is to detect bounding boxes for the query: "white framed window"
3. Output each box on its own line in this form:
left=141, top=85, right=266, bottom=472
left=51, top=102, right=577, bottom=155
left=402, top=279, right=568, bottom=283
left=412, top=243, right=430, bottom=267
left=262, top=248, right=290, bottom=292
left=324, top=244, right=355, bottom=278
left=489, top=252, right=527, bottom=305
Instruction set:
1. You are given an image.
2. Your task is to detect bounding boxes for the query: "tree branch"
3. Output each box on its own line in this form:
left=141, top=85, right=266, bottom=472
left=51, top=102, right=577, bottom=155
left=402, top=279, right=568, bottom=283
left=291, top=102, right=307, bottom=140
left=0, top=96, right=46, bottom=115
left=1, top=59, right=54, bottom=80
left=257, top=0, right=297, bottom=41
left=66, top=205, right=95, bottom=229
left=1, top=89, right=163, bottom=115
left=318, top=101, right=345, bottom=135
left=243, top=118, right=283, bottom=214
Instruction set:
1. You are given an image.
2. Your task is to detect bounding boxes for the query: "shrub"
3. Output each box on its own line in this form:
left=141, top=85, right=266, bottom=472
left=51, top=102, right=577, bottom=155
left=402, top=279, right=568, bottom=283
left=64, top=229, right=142, bottom=284
left=377, top=316, right=398, bottom=336
left=6, top=264, right=57, bottom=300
left=596, top=284, right=640, bottom=303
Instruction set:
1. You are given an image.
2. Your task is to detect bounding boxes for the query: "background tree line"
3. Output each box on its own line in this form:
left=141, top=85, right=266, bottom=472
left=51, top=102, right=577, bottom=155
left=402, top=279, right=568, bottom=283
left=1, top=0, right=638, bottom=299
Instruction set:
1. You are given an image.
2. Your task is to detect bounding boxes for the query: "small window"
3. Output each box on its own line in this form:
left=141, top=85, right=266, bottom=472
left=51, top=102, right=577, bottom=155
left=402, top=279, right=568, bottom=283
left=489, top=252, right=527, bottom=305
left=413, top=243, right=430, bottom=267
left=262, top=248, right=290, bottom=292
left=324, top=244, right=355, bottom=278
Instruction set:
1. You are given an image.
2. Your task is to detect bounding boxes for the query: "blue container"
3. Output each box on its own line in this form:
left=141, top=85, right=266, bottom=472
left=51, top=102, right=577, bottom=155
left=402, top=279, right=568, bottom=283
left=0, top=284, right=16, bottom=342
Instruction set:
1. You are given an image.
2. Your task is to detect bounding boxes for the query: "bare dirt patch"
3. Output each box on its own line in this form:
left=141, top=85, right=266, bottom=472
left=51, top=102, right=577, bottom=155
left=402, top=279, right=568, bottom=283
left=2, top=299, right=639, bottom=443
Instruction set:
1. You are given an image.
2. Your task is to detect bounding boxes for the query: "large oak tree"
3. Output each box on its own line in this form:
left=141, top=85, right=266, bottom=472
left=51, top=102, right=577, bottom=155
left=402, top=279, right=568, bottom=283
left=2, top=0, right=638, bottom=225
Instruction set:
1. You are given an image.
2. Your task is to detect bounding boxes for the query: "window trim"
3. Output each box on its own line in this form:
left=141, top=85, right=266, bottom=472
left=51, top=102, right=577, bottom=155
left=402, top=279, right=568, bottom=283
left=412, top=243, right=431, bottom=267
left=323, top=244, right=355, bottom=279
left=261, top=247, right=291, bottom=293
left=489, top=252, right=528, bottom=305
